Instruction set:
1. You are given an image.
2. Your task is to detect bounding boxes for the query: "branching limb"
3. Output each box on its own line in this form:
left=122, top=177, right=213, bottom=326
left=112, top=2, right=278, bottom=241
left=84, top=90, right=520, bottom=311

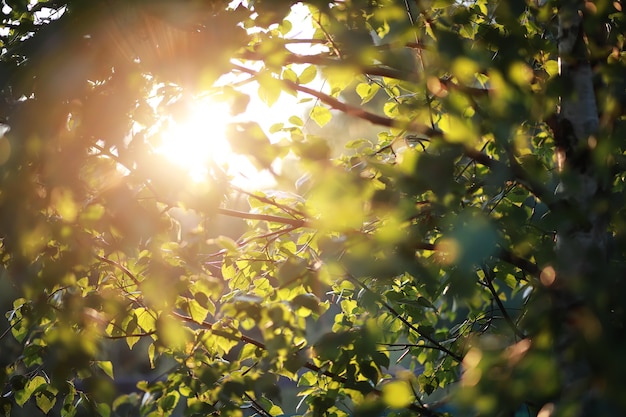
left=464, top=147, right=553, bottom=204
left=347, top=275, right=463, bottom=362
left=172, top=311, right=440, bottom=416
left=231, top=63, right=436, bottom=135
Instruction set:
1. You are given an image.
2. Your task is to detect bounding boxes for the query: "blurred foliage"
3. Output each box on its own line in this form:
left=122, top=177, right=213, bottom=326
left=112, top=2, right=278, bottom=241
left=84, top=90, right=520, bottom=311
left=0, top=0, right=625, bottom=416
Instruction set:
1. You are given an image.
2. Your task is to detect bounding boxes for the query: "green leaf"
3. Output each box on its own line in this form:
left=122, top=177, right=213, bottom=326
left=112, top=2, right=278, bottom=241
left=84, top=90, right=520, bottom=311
left=277, top=257, right=308, bottom=285
left=257, top=73, right=282, bottom=107
left=355, top=82, right=380, bottom=104
left=289, top=115, right=304, bottom=126
left=215, top=235, right=239, bottom=253
left=282, top=68, right=298, bottom=83
left=148, top=343, right=156, bottom=369
left=382, top=381, right=414, bottom=408
left=95, top=402, right=111, bottom=417
left=418, top=373, right=437, bottom=395
left=95, top=361, right=114, bottom=379
left=310, top=106, right=332, bottom=127
left=280, top=18, right=292, bottom=35
left=188, top=298, right=209, bottom=324
left=258, top=397, right=284, bottom=416
left=292, top=293, right=320, bottom=313
left=61, top=383, right=76, bottom=417
left=299, top=65, right=317, bottom=84
left=159, top=391, right=180, bottom=412
left=135, top=308, right=157, bottom=333
left=545, top=60, right=558, bottom=78
left=14, top=375, right=47, bottom=406
left=190, top=278, right=218, bottom=315
left=35, top=389, right=57, bottom=414
left=123, top=315, right=140, bottom=350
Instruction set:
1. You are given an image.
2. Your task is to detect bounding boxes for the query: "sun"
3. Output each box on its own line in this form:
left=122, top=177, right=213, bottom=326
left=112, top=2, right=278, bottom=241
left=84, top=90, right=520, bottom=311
left=155, top=96, right=277, bottom=189
left=155, top=99, right=233, bottom=182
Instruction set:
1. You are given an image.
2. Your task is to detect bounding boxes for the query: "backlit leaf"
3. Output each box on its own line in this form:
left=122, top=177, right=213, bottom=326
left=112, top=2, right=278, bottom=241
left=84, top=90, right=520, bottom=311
left=299, top=65, right=317, bottom=84
left=95, top=361, right=114, bottom=379
left=310, top=106, right=332, bottom=127
left=382, top=381, right=414, bottom=408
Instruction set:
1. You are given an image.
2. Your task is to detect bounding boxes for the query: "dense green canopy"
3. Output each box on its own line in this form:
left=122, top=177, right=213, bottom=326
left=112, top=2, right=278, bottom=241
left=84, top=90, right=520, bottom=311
left=0, top=0, right=625, bottom=416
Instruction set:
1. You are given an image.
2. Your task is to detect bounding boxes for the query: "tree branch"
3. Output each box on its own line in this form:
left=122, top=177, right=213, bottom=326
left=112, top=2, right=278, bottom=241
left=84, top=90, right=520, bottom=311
left=464, top=147, right=553, bottom=204
left=172, top=311, right=440, bottom=416
left=481, top=266, right=526, bottom=340
left=238, top=49, right=490, bottom=96
left=347, top=275, right=463, bottom=362
left=497, top=247, right=540, bottom=278
left=216, top=207, right=309, bottom=227
left=231, top=63, right=436, bottom=135
left=105, top=331, right=156, bottom=340
left=233, top=64, right=546, bottom=204
left=95, top=254, right=141, bottom=287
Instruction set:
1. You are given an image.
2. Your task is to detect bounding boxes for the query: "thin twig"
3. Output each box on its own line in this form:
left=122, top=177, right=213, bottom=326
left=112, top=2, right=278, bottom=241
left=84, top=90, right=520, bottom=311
left=0, top=318, right=21, bottom=341
left=217, top=207, right=309, bottom=227
left=243, top=392, right=273, bottom=417
left=105, top=331, right=156, bottom=340
left=95, top=254, right=141, bottom=287
left=232, top=185, right=306, bottom=218
left=481, top=266, right=526, bottom=339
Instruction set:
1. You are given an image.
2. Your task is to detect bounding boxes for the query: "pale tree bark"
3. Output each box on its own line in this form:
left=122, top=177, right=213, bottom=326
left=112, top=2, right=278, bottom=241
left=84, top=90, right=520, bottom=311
left=551, top=1, right=607, bottom=415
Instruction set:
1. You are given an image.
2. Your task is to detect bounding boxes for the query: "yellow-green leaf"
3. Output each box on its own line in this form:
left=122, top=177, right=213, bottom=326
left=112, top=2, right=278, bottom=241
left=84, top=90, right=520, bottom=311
left=382, top=381, right=414, bottom=408
left=257, top=74, right=283, bottom=107
left=299, top=65, right=317, bottom=84
left=310, top=106, right=332, bottom=127
left=282, top=68, right=298, bottom=83
left=289, top=115, right=304, bottom=126
left=135, top=308, right=157, bottom=333
left=95, top=361, right=114, bottom=379
left=95, top=402, right=111, bottom=417
left=14, top=375, right=46, bottom=406
left=35, top=390, right=57, bottom=414
left=188, top=299, right=209, bottom=324
left=545, top=60, right=558, bottom=78
left=215, top=235, right=239, bottom=253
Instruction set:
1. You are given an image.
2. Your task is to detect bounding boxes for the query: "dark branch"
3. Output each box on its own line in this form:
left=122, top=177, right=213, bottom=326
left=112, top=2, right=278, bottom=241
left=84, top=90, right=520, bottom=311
left=347, top=275, right=463, bottom=362
left=497, top=247, right=541, bottom=278
left=231, top=63, right=436, bottom=135
left=481, top=266, right=526, bottom=340
left=238, top=49, right=490, bottom=96
left=95, top=254, right=141, bottom=287
left=217, top=207, right=309, bottom=227
left=464, top=147, right=552, bottom=204
left=172, top=311, right=439, bottom=416
left=105, top=331, right=156, bottom=340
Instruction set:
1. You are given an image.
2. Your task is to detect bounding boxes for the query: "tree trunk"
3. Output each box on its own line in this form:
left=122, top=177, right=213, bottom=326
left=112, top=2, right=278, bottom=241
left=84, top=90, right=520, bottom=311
left=553, top=1, right=606, bottom=415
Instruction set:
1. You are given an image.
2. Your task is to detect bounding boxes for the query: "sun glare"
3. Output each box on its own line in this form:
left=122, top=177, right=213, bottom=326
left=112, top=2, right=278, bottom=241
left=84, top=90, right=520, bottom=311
left=151, top=4, right=320, bottom=189
left=156, top=100, right=232, bottom=182
left=155, top=98, right=275, bottom=189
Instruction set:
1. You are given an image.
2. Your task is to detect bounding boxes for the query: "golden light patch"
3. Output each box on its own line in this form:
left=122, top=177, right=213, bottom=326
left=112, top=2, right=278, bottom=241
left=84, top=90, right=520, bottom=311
left=537, top=403, right=555, bottom=417
left=506, top=339, right=531, bottom=365
left=434, top=238, right=460, bottom=265
left=540, top=266, right=556, bottom=287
